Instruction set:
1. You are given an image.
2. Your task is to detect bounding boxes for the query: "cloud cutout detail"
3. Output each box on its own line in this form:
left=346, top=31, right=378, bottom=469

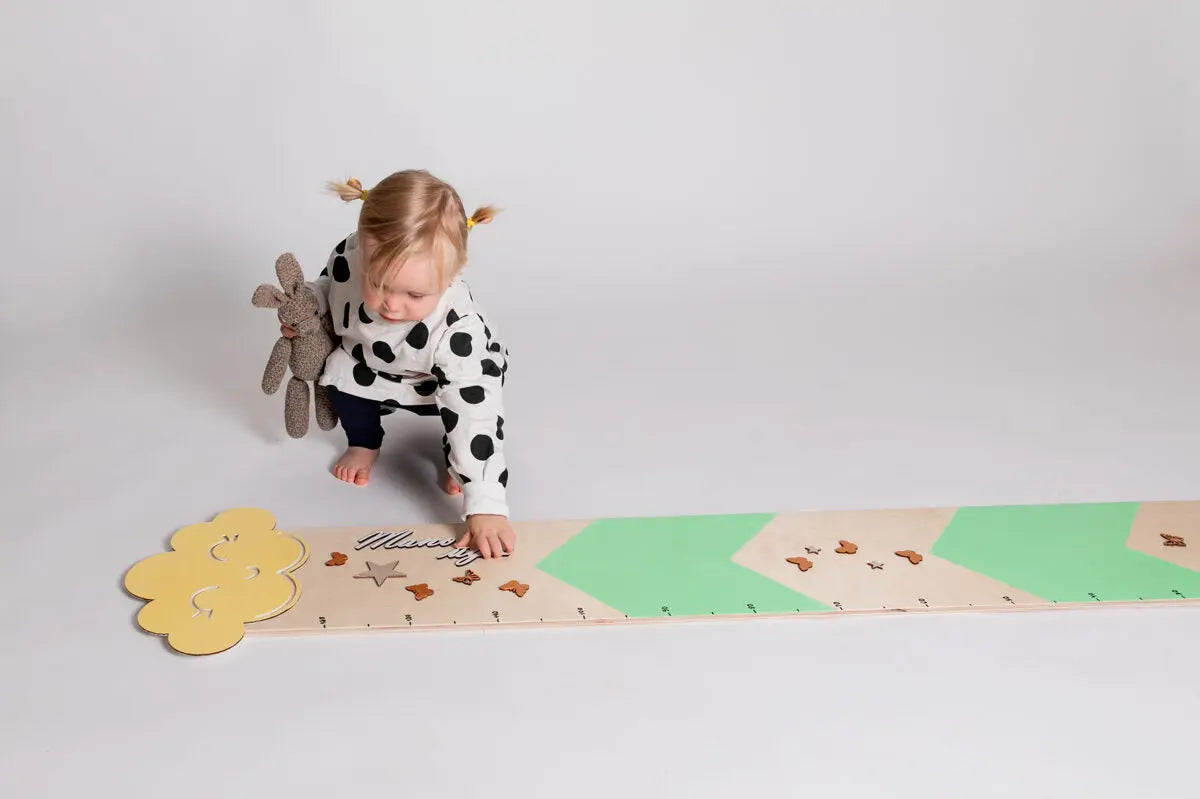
left=124, top=508, right=308, bottom=655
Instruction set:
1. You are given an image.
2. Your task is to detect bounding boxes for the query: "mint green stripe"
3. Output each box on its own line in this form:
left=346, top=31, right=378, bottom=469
left=536, top=513, right=828, bottom=618
left=931, top=502, right=1200, bottom=602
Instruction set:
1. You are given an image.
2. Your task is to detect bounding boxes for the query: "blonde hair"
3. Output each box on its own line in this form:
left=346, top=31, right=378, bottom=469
left=325, top=170, right=497, bottom=287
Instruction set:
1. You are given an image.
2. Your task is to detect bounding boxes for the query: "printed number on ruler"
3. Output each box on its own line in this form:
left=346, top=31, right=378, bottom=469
left=404, top=614, right=413, bottom=627
left=577, top=607, right=587, bottom=620
left=661, top=605, right=672, bottom=616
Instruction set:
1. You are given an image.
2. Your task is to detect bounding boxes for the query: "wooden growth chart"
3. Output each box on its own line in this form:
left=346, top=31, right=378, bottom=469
left=123, top=500, right=1200, bottom=655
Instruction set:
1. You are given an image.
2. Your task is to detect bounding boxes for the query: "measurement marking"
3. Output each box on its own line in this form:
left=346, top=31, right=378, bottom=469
left=1172, top=589, right=1187, bottom=599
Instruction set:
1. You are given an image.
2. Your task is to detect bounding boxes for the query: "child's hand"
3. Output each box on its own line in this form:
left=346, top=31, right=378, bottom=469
left=457, top=514, right=516, bottom=559
left=280, top=324, right=297, bottom=339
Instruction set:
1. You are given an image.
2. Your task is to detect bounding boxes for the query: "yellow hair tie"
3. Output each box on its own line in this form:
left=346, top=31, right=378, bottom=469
left=359, top=189, right=368, bottom=201
left=466, top=218, right=476, bottom=229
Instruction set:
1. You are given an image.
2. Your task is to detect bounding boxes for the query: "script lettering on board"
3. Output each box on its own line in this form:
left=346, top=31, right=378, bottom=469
left=354, top=530, right=481, bottom=566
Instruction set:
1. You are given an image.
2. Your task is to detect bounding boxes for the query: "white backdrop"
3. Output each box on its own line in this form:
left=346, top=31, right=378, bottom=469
left=3, top=2, right=1199, bottom=797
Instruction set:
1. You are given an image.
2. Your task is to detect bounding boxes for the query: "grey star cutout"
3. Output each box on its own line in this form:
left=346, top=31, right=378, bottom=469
left=805, top=546, right=821, bottom=555
left=354, top=560, right=406, bottom=587
left=867, top=561, right=884, bottom=570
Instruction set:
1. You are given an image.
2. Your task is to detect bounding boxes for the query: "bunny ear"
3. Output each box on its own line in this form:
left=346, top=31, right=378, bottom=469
left=252, top=284, right=286, bottom=308
left=275, top=253, right=304, bottom=294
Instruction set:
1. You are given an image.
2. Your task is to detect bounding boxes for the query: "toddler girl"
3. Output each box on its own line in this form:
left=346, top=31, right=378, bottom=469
left=282, top=169, right=514, bottom=558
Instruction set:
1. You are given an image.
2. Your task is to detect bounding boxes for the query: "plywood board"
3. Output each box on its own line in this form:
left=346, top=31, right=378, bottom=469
left=124, top=500, right=1200, bottom=654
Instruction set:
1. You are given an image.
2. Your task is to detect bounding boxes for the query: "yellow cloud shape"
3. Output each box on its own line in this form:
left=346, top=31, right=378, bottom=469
left=124, top=508, right=308, bottom=655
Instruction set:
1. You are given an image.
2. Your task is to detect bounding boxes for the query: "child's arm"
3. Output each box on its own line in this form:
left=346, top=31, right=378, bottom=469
left=432, top=316, right=512, bottom=556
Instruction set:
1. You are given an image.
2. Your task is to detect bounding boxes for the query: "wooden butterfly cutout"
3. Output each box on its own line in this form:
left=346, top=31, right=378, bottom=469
left=325, top=552, right=348, bottom=566
left=406, top=583, right=434, bottom=601
left=452, top=570, right=481, bottom=585
left=786, top=556, right=814, bottom=572
left=1161, top=533, right=1186, bottom=548
left=499, top=580, right=529, bottom=597
left=835, top=540, right=858, bottom=555
left=895, top=549, right=923, bottom=565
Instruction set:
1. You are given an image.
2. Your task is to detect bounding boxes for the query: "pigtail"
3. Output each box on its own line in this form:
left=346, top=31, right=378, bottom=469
left=466, top=205, right=499, bottom=229
left=326, top=177, right=368, bottom=202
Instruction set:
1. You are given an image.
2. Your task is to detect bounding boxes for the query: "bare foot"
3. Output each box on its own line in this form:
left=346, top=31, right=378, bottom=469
left=332, top=447, right=379, bottom=486
left=443, top=472, right=462, bottom=496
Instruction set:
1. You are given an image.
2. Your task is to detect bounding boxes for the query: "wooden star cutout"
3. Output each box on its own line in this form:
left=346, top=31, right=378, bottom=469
left=354, top=560, right=406, bottom=587
left=867, top=561, right=884, bottom=570
left=805, top=546, right=821, bottom=555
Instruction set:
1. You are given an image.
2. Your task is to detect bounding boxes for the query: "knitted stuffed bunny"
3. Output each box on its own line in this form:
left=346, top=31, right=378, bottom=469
left=251, top=252, right=338, bottom=437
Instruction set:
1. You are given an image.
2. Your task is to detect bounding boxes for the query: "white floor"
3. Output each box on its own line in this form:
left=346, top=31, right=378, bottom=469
left=4, top=2, right=1200, bottom=797
left=4, top=270, right=1198, bottom=798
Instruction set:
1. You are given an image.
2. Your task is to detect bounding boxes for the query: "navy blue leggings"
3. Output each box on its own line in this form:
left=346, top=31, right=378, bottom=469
left=326, top=386, right=385, bottom=449
left=326, top=386, right=439, bottom=449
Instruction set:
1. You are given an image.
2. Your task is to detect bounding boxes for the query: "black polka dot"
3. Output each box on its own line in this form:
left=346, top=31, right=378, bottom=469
left=481, top=358, right=502, bottom=378
left=358, top=304, right=373, bottom=324
left=336, top=238, right=347, bottom=254
left=406, top=323, right=429, bottom=349
left=319, top=267, right=329, bottom=278
left=499, top=469, right=509, bottom=487
left=484, top=325, right=492, bottom=339
left=488, top=342, right=502, bottom=353
left=382, top=399, right=400, bottom=408
left=342, top=303, right=350, bottom=329
left=459, top=386, right=485, bottom=404
left=440, top=407, right=459, bottom=433
left=432, top=364, right=450, bottom=388
left=379, top=372, right=403, bottom=383
left=414, top=380, right=437, bottom=397
left=450, top=332, right=473, bottom=357
left=497, top=416, right=505, bottom=440
left=353, top=363, right=376, bottom=387
left=446, top=309, right=460, bottom=327
left=380, top=405, right=395, bottom=415
left=351, top=343, right=365, bottom=363
left=332, top=255, right=350, bottom=282
left=372, top=341, right=396, bottom=363
left=470, top=434, right=495, bottom=461
left=459, top=474, right=472, bottom=483
left=442, top=436, right=451, bottom=466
